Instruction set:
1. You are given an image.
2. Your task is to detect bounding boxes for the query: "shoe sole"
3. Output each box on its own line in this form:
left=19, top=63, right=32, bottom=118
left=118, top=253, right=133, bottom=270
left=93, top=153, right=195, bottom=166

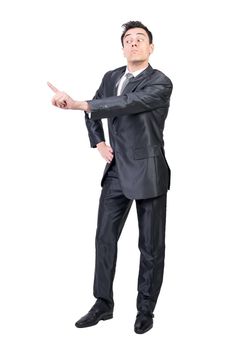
left=75, top=313, right=113, bottom=328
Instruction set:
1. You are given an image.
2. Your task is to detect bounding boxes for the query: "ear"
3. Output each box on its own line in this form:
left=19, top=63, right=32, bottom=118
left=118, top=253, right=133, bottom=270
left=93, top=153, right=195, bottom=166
left=122, top=46, right=126, bottom=58
left=149, top=43, right=154, bottom=55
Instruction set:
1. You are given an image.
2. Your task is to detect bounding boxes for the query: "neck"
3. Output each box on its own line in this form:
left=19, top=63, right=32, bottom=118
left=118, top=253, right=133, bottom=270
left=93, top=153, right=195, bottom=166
left=127, top=61, right=149, bottom=73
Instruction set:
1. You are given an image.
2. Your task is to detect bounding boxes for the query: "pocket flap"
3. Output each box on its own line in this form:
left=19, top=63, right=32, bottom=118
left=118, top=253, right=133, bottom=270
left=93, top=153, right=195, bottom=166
left=134, top=145, right=160, bottom=160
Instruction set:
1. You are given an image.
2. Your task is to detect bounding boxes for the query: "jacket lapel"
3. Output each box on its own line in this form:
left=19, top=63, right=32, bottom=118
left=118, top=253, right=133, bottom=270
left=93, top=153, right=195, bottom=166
left=123, top=64, right=154, bottom=94
left=109, top=64, right=154, bottom=95
left=110, top=67, right=126, bottom=95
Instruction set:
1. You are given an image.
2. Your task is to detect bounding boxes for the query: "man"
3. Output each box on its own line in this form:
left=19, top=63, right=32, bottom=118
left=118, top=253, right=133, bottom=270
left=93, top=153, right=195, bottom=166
left=48, top=20, right=173, bottom=334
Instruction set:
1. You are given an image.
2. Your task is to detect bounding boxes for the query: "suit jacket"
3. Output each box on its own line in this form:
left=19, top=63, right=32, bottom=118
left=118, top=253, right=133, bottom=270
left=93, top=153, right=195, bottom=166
left=85, top=64, right=173, bottom=200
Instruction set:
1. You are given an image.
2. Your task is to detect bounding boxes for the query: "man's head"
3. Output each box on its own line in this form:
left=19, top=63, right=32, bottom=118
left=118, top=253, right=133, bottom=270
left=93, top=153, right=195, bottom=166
left=121, top=21, right=154, bottom=67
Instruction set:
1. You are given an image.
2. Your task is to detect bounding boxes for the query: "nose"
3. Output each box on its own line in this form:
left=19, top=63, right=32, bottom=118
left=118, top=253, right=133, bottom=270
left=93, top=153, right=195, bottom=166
left=131, top=40, right=138, bottom=47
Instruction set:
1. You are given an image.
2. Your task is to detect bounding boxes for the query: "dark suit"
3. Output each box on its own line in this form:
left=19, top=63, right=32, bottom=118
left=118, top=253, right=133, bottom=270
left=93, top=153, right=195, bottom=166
left=85, top=64, right=173, bottom=315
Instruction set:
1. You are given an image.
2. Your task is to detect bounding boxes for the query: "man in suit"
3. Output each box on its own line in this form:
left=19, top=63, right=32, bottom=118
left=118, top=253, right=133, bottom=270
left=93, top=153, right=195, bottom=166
left=48, top=20, right=173, bottom=334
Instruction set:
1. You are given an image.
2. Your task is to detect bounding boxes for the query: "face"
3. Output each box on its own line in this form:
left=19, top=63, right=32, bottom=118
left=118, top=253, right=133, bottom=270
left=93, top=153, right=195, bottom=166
left=122, top=27, right=154, bottom=65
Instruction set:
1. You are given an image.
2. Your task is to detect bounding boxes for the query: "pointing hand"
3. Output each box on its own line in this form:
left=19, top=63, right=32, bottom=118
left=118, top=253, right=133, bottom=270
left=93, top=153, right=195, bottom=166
left=47, top=81, right=76, bottom=109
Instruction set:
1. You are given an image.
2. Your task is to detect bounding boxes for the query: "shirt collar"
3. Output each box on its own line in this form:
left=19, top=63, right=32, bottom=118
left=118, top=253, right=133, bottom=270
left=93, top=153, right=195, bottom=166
left=124, top=65, right=148, bottom=78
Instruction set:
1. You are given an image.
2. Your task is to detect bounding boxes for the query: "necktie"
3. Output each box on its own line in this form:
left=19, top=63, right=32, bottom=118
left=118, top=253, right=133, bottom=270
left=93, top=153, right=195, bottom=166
left=119, top=73, right=134, bottom=95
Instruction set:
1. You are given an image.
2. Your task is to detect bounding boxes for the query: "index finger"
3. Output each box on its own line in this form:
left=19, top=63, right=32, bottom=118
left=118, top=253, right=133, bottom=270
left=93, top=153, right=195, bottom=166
left=47, top=81, right=60, bottom=93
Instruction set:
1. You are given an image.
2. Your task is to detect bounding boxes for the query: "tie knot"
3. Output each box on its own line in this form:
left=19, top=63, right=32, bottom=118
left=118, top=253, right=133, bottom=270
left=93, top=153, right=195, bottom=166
left=125, top=73, right=134, bottom=80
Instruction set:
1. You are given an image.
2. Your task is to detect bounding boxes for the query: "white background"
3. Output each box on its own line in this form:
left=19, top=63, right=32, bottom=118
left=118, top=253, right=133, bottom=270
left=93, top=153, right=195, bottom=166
left=0, top=0, right=234, bottom=349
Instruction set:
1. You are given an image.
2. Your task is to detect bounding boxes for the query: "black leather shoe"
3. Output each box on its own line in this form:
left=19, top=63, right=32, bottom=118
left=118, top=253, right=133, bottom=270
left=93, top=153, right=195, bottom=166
left=75, top=299, right=113, bottom=328
left=134, top=313, right=154, bottom=334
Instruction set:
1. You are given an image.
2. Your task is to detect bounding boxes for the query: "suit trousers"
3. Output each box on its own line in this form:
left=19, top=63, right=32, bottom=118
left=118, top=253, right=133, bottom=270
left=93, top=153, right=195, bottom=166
left=93, top=157, right=167, bottom=315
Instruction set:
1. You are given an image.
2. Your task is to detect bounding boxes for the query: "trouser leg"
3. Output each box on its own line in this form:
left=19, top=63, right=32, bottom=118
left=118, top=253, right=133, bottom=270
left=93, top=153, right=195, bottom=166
left=135, top=193, right=167, bottom=315
left=93, top=163, right=133, bottom=308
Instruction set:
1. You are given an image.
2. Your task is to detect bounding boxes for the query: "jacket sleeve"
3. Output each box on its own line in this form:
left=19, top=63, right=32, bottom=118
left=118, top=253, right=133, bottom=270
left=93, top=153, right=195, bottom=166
left=84, top=75, right=106, bottom=148
left=87, top=79, right=173, bottom=120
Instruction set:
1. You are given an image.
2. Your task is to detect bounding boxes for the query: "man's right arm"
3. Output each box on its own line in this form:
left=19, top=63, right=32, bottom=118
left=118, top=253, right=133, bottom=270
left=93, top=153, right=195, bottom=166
left=85, top=111, right=105, bottom=148
left=84, top=75, right=106, bottom=148
left=84, top=73, right=114, bottom=163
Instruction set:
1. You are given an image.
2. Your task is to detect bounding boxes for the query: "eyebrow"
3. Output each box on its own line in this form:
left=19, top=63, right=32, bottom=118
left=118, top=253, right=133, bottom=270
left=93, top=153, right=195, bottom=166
left=124, top=33, right=146, bottom=38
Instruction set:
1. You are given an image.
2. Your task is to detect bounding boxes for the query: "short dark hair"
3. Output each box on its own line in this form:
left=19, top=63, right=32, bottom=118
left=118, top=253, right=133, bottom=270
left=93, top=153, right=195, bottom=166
left=121, top=21, right=153, bottom=46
